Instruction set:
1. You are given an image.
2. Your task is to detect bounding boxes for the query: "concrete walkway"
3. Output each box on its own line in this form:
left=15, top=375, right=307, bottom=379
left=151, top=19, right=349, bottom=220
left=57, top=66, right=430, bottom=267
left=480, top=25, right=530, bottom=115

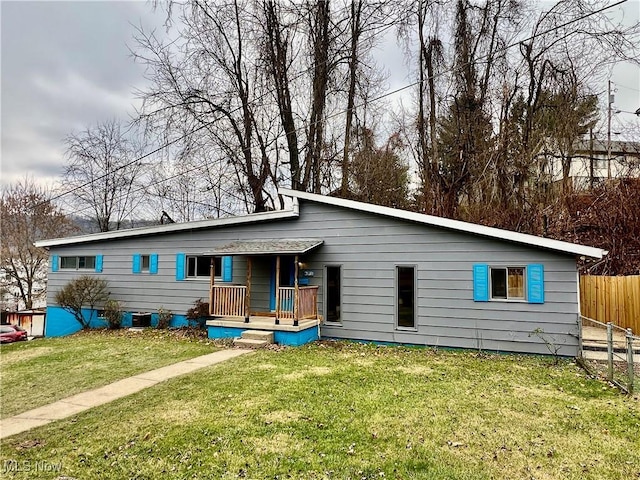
left=0, top=349, right=251, bottom=440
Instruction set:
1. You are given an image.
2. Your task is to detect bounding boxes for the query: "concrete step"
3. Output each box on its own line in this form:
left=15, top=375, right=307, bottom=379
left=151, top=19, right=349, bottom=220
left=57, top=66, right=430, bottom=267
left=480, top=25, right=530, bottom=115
left=233, top=338, right=269, bottom=349
left=241, top=330, right=274, bottom=343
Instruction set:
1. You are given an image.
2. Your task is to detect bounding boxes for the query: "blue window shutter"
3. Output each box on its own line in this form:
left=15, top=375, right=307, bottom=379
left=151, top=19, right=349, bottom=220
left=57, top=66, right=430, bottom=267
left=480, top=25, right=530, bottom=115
left=222, top=256, right=233, bottom=282
left=527, top=264, right=545, bottom=304
left=51, top=255, right=59, bottom=272
left=95, top=255, right=103, bottom=273
left=473, top=264, right=489, bottom=302
left=150, top=254, right=158, bottom=274
left=132, top=254, right=141, bottom=274
left=176, top=253, right=185, bottom=281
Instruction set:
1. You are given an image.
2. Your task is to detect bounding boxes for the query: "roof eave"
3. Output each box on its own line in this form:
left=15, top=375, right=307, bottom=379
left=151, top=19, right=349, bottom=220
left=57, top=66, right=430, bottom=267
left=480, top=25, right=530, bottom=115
left=35, top=209, right=299, bottom=248
left=279, top=188, right=606, bottom=260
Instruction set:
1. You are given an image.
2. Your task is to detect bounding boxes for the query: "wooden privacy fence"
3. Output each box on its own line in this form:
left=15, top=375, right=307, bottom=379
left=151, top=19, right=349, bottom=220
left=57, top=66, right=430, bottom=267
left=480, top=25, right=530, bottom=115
left=580, top=275, right=640, bottom=333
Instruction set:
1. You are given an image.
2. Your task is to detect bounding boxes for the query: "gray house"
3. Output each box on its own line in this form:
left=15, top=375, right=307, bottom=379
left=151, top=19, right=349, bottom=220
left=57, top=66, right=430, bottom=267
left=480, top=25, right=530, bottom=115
left=36, top=189, right=605, bottom=355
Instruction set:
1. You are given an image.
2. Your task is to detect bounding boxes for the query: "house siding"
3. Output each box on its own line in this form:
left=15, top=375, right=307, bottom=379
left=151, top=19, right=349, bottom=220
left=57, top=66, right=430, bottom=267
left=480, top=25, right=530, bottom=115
left=45, top=200, right=580, bottom=355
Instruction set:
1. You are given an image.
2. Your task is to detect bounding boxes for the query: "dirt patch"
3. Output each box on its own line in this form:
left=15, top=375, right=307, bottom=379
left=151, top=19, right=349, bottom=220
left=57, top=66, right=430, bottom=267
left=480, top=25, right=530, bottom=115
left=262, top=410, right=302, bottom=424
left=249, top=433, right=294, bottom=453
left=256, top=363, right=277, bottom=370
left=280, top=366, right=332, bottom=381
left=3, top=346, right=54, bottom=364
left=158, top=400, right=203, bottom=423
left=396, top=365, right=433, bottom=376
left=309, top=366, right=331, bottom=375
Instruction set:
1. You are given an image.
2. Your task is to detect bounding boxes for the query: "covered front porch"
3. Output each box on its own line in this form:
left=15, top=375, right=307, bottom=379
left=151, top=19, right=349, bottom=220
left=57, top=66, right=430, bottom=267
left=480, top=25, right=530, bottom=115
left=204, top=239, right=323, bottom=345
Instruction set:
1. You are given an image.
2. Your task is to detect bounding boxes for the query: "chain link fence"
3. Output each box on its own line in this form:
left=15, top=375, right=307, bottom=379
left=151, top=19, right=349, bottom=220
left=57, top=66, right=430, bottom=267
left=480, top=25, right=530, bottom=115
left=579, top=316, right=639, bottom=394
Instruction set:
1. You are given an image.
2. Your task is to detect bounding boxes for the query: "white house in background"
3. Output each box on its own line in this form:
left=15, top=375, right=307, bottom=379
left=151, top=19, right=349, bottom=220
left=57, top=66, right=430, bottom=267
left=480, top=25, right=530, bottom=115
left=543, top=139, right=640, bottom=190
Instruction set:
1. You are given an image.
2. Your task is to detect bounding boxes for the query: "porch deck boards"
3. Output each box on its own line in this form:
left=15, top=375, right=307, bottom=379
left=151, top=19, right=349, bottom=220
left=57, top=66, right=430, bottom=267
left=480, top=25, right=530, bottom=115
left=206, top=316, right=319, bottom=332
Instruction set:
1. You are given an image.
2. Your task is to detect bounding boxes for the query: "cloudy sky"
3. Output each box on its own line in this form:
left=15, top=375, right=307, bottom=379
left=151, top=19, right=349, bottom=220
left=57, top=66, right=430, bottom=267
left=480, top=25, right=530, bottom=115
left=1, top=1, right=639, bottom=190
left=1, top=1, right=166, bottom=187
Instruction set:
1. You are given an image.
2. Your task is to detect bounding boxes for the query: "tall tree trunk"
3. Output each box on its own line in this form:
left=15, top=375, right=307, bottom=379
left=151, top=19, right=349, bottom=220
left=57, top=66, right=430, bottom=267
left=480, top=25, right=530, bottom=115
left=304, top=0, right=330, bottom=193
left=341, top=1, right=363, bottom=196
left=263, top=0, right=301, bottom=190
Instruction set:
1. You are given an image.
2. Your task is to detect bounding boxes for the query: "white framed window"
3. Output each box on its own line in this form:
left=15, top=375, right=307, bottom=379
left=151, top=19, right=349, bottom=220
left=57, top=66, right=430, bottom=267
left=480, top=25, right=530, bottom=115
left=141, top=254, right=150, bottom=272
left=186, top=255, right=222, bottom=279
left=396, top=265, right=416, bottom=330
left=325, top=265, right=342, bottom=324
left=60, top=256, right=96, bottom=270
left=490, top=266, right=525, bottom=300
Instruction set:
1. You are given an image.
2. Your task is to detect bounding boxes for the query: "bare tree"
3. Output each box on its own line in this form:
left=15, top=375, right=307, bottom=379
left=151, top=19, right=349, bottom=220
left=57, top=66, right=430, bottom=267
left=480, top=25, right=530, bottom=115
left=0, top=178, right=77, bottom=309
left=135, top=0, right=275, bottom=213
left=63, top=119, right=146, bottom=231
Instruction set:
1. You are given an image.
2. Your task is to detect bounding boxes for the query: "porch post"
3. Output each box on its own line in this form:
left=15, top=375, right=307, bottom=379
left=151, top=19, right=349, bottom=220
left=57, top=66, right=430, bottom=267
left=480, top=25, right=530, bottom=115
left=293, top=255, right=299, bottom=326
left=209, top=257, right=215, bottom=316
left=245, top=257, right=252, bottom=323
left=275, top=256, right=281, bottom=325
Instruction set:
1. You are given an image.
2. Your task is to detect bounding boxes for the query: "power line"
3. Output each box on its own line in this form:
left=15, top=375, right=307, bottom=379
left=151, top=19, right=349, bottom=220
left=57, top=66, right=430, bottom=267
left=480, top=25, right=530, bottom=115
left=41, top=1, right=396, bottom=211
left=45, top=0, right=629, bottom=213
left=59, top=158, right=248, bottom=219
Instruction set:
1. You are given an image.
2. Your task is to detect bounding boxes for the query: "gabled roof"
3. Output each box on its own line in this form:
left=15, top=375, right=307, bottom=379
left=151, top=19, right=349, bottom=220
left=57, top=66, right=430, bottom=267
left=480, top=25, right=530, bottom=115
left=279, top=188, right=606, bottom=260
left=34, top=209, right=299, bottom=248
left=35, top=187, right=606, bottom=260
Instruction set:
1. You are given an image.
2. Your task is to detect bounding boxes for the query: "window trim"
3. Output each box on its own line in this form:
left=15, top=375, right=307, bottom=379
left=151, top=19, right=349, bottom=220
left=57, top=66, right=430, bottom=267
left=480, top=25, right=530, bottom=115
left=185, top=255, right=222, bottom=280
left=395, top=264, right=417, bottom=331
left=489, top=265, right=526, bottom=302
left=141, top=254, right=151, bottom=272
left=59, top=255, right=97, bottom=271
left=324, top=264, right=342, bottom=325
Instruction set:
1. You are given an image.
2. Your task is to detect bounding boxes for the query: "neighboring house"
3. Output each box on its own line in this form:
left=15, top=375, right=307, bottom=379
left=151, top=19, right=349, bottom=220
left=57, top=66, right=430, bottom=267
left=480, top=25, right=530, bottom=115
left=542, top=139, right=640, bottom=190
left=1, top=309, right=46, bottom=337
left=35, top=189, right=605, bottom=356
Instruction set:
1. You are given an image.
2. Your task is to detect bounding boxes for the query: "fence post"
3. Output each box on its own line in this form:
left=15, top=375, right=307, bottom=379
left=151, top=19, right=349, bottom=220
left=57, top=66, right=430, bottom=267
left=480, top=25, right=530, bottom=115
left=626, top=329, right=634, bottom=395
left=577, top=315, right=583, bottom=359
left=607, top=322, right=614, bottom=381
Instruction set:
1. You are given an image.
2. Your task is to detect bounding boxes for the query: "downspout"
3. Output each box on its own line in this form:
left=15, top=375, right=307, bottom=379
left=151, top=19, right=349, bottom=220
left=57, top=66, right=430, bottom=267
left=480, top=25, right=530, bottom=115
left=292, top=196, right=300, bottom=217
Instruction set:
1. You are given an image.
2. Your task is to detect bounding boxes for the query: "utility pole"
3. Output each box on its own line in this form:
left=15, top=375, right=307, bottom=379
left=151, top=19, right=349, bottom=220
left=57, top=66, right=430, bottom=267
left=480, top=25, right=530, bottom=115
left=589, top=127, right=594, bottom=189
left=607, top=80, right=613, bottom=179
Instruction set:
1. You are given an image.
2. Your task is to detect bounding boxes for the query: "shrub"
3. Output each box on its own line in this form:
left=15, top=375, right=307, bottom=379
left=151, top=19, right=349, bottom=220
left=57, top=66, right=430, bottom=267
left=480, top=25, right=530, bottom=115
left=157, top=307, right=173, bottom=329
left=54, top=276, right=110, bottom=329
left=186, top=299, right=209, bottom=328
left=103, top=299, right=123, bottom=329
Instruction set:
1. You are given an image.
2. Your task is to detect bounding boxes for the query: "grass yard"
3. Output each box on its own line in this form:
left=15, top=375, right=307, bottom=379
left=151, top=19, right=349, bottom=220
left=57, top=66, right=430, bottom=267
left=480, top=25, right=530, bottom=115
left=0, top=329, right=217, bottom=418
left=1, top=341, right=639, bottom=479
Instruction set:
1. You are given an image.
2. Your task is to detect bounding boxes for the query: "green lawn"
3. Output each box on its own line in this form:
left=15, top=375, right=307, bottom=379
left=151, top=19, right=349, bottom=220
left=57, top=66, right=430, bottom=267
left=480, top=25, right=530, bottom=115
left=1, top=341, right=639, bottom=479
left=0, top=329, right=217, bottom=418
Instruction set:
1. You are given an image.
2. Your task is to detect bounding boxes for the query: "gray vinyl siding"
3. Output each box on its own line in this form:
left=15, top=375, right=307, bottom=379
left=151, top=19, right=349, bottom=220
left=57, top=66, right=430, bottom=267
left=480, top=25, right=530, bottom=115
left=46, top=200, right=580, bottom=355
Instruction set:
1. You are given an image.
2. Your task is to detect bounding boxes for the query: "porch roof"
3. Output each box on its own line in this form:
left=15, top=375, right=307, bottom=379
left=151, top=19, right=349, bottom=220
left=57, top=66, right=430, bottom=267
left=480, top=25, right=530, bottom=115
left=204, top=239, right=324, bottom=256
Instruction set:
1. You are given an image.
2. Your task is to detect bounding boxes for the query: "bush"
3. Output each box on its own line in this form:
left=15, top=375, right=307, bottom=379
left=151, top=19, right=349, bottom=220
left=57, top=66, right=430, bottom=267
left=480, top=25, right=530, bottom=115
left=186, top=299, right=209, bottom=328
left=103, top=299, right=123, bottom=329
left=157, top=307, right=173, bottom=329
left=54, top=276, right=110, bottom=329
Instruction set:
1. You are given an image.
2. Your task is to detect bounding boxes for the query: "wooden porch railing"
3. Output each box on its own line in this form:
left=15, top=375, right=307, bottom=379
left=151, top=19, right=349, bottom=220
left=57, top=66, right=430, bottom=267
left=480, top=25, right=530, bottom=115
left=277, top=286, right=319, bottom=321
left=210, top=285, right=247, bottom=317
left=210, top=284, right=319, bottom=322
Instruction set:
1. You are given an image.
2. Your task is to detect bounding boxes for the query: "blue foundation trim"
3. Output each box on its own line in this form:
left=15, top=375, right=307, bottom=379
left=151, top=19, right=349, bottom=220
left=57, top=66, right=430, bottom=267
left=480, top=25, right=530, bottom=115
left=171, top=315, right=189, bottom=328
left=207, top=324, right=319, bottom=346
left=45, top=306, right=191, bottom=337
left=45, top=306, right=107, bottom=337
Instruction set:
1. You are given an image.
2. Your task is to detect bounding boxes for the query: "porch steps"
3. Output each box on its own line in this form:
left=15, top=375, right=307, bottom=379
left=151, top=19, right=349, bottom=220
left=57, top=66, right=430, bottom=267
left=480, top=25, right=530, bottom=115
left=233, top=330, right=274, bottom=349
